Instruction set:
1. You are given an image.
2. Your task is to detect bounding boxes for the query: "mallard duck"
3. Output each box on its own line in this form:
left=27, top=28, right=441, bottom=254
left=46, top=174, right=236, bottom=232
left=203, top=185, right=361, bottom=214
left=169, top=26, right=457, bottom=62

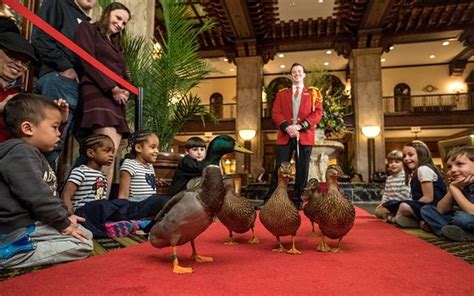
left=147, top=135, right=252, bottom=274
left=316, top=165, right=355, bottom=252
left=259, top=162, right=302, bottom=255
left=302, top=178, right=323, bottom=234
left=149, top=165, right=225, bottom=274
left=217, top=178, right=258, bottom=245
left=185, top=135, right=253, bottom=189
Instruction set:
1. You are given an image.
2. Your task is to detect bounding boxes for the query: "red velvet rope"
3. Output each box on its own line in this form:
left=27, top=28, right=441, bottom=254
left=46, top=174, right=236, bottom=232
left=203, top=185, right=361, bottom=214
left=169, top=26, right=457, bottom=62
left=4, top=0, right=139, bottom=95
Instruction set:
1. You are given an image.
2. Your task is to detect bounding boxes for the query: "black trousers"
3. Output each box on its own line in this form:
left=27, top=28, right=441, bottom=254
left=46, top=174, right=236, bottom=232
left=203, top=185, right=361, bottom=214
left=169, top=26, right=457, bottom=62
left=265, top=138, right=312, bottom=204
left=75, top=195, right=169, bottom=237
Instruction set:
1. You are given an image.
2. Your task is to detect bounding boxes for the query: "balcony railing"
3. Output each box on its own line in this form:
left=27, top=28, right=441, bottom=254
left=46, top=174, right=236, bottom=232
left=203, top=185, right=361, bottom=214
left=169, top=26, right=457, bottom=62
left=200, top=103, right=236, bottom=120
left=383, top=93, right=473, bottom=113
left=199, top=92, right=473, bottom=121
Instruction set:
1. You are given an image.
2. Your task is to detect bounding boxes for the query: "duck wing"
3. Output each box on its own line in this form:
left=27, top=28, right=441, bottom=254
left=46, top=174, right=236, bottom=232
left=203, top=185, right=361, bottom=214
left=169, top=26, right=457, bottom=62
left=149, top=190, right=212, bottom=248
left=142, top=191, right=189, bottom=233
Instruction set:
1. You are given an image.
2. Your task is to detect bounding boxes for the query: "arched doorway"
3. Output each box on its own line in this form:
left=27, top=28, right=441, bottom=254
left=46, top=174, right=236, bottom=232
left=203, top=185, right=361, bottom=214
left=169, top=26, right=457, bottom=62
left=394, top=83, right=411, bottom=112
left=210, top=92, right=223, bottom=119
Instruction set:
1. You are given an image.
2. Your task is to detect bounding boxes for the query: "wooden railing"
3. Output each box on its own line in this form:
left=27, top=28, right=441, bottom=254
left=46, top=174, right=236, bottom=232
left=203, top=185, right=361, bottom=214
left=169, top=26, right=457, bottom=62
left=199, top=92, right=473, bottom=120
left=200, top=103, right=236, bottom=120
left=383, top=93, right=473, bottom=113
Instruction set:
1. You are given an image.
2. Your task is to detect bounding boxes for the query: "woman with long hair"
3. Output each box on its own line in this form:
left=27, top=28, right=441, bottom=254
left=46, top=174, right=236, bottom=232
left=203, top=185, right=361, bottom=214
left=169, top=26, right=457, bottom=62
left=75, top=2, right=131, bottom=194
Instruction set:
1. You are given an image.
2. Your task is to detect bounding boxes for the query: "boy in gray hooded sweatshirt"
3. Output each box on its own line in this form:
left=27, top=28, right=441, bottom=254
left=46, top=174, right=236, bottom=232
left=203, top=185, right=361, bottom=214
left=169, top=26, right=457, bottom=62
left=0, top=93, right=92, bottom=269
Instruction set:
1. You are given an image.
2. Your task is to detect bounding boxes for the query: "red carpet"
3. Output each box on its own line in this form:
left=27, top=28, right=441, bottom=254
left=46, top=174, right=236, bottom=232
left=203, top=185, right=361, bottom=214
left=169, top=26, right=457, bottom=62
left=1, top=207, right=472, bottom=296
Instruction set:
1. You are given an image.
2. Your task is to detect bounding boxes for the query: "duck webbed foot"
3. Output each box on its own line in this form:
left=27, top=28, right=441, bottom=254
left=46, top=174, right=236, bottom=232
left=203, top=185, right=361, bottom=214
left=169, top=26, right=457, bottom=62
left=330, top=238, right=343, bottom=252
left=247, top=227, right=259, bottom=244
left=272, top=237, right=287, bottom=253
left=190, top=240, right=214, bottom=263
left=171, top=246, right=193, bottom=274
left=224, top=231, right=239, bottom=245
left=286, top=236, right=302, bottom=255
left=317, top=235, right=331, bottom=252
left=192, top=254, right=214, bottom=263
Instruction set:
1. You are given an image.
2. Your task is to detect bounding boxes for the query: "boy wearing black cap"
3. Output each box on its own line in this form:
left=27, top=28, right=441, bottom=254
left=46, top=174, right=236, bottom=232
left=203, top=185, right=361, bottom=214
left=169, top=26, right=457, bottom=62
left=0, top=32, right=38, bottom=143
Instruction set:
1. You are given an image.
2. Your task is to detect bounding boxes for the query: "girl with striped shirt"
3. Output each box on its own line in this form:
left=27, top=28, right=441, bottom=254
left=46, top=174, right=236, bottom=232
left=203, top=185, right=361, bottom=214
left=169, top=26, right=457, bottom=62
left=118, top=131, right=160, bottom=201
left=61, top=134, right=168, bottom=237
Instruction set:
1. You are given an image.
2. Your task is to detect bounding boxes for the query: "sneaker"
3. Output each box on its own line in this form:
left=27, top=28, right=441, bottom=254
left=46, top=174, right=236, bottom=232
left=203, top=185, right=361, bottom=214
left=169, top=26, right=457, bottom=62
left=131, top=219, right=151, bottom=231
left=105, top=221, right=133, bottom=238
left=395, top=215, right=419, bottom=228
left=440, top=225, right=474, bottom=242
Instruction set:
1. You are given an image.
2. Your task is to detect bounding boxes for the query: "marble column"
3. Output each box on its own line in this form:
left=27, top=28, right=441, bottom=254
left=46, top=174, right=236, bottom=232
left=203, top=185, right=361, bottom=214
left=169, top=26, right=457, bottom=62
left=350, top=48, right=385, bottom=182
left=235, top=56, right=263, bottom=180
left=91, top=0, right=155, bottom=38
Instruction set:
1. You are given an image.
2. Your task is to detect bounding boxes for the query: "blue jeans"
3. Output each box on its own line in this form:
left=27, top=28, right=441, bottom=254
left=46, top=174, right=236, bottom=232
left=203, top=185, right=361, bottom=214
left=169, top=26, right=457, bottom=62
left=420, top=205, right=474, bottom=236
left=36, top=71, right=79, bottom=171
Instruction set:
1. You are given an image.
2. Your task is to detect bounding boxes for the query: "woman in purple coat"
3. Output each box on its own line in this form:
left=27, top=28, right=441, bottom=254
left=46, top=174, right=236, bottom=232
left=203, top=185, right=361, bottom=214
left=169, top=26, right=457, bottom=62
left=75, top=2, right=131, bottom=192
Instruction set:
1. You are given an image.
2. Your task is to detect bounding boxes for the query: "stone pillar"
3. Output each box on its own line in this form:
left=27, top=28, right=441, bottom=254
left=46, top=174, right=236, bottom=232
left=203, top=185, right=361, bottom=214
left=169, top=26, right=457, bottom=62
left=235, top=56, right=263, bottom=180
left=91, top=0, right=155, bottom=38
left=350, top=48, right=385, bottom=182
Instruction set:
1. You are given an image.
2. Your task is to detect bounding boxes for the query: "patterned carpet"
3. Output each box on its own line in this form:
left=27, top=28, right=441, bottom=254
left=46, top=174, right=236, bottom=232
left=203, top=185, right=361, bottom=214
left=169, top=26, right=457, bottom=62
left=1, top=215, right=472, bottom=281
left=403, top=228, right=474, bottom=264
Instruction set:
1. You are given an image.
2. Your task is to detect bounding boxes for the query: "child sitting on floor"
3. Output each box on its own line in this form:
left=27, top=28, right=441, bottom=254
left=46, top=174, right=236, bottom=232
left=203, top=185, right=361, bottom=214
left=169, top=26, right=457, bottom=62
left=375, top=150, right=411, bottom=221
left=118, top=130, right=163, bottom=202
left=0, top=94, right=92, bottom=268
left=394, top=140, right=447, bottom=228
left=167, top=136, right=207, bottom=197
left=61, top=134, right=168, bottom=237
left=421, top=146, right=474, bottom=241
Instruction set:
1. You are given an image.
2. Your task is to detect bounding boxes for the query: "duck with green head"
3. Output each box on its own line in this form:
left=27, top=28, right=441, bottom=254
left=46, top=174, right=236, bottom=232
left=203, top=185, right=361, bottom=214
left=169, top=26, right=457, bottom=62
left=147, top=135, right=252, bottom=274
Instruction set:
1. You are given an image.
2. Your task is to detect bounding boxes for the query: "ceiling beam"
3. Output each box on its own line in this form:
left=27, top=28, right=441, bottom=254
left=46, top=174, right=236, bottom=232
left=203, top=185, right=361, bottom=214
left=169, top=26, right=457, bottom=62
left=390, top=30, right=462, bottom=44
left=221, top=0, right=254, bottom=39
left=360, top=0, right=393, bottom=29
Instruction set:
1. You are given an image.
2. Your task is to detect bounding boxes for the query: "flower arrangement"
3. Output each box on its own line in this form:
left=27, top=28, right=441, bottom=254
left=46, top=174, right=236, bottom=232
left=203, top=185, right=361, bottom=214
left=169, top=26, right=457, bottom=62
left=305, top=65, right=351, bottom=136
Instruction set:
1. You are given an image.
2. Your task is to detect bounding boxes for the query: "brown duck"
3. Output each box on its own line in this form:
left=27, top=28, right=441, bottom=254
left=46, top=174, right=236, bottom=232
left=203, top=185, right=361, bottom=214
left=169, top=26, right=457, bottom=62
left=316, top=165, right=355, bottom=252
left=259, top=162, right=302, bottom=255
left=217, top=178, right=258, bottom=245
left=302, top=178, right=323, bottom=234
left=148, top=165, right=225, bottom=274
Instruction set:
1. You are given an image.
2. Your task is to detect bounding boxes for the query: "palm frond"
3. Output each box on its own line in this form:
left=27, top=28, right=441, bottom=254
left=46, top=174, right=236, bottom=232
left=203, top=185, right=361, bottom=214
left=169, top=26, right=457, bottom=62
left=123, top=0, right=215, bottom=150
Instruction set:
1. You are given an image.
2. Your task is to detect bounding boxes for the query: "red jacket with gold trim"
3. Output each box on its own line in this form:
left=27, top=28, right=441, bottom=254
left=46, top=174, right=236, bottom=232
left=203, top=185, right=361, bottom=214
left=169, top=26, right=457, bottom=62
left=272, top=86, right=323, bottom=145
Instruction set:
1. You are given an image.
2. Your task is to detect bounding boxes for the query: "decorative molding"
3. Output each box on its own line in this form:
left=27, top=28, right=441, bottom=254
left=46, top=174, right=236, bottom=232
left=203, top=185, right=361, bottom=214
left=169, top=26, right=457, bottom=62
left=422, top=84, right=438, bottom=93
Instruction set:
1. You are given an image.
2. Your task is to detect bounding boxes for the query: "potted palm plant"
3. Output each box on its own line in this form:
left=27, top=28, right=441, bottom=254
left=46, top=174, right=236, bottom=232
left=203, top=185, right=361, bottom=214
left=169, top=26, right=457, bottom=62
left=116, top=0, right=215, bottom=191
left=122, top=0, right=214, bottom=151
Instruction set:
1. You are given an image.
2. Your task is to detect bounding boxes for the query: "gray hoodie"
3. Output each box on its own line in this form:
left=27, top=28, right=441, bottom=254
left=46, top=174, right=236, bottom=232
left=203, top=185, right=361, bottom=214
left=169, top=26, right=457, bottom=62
left=0, top=139, right=70, bottom=234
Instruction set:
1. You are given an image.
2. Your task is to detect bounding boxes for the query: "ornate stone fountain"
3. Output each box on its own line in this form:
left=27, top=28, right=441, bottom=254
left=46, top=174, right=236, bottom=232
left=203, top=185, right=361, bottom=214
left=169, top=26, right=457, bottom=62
left=307, top=129, right=344, bottom=182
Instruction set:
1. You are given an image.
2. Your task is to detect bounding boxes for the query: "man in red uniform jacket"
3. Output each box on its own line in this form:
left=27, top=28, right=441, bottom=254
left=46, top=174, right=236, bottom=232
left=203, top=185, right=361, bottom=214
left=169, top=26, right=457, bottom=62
left=266, top=63, right=323, bottom=208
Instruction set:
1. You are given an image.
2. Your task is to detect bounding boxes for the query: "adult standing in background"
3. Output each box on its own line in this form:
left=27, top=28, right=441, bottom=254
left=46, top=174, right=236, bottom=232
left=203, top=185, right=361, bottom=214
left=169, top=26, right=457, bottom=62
left=75, top=2, right=131, bottom=194
left=32, top=0, right=98, bottom=171
left=0, top=32, right=38, bottom=142
left=265, top=63, right=323, bottom=209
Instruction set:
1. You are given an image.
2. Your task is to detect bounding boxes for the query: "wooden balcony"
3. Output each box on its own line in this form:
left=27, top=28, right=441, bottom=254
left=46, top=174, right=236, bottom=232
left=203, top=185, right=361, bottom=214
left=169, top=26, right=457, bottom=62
left=180, top=93, right=473, bottom=133
left=383, top=93, right=473, bottom=114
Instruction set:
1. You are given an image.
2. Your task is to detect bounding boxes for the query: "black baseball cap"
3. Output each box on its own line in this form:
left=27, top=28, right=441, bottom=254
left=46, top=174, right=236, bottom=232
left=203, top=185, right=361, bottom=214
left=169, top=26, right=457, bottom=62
left=0, top=32, right=38, bottom=63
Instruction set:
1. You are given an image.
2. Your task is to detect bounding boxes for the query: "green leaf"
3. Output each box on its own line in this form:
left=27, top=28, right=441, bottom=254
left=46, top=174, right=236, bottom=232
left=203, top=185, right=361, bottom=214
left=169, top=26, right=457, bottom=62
left=123, top=0, right=215, bottom=151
